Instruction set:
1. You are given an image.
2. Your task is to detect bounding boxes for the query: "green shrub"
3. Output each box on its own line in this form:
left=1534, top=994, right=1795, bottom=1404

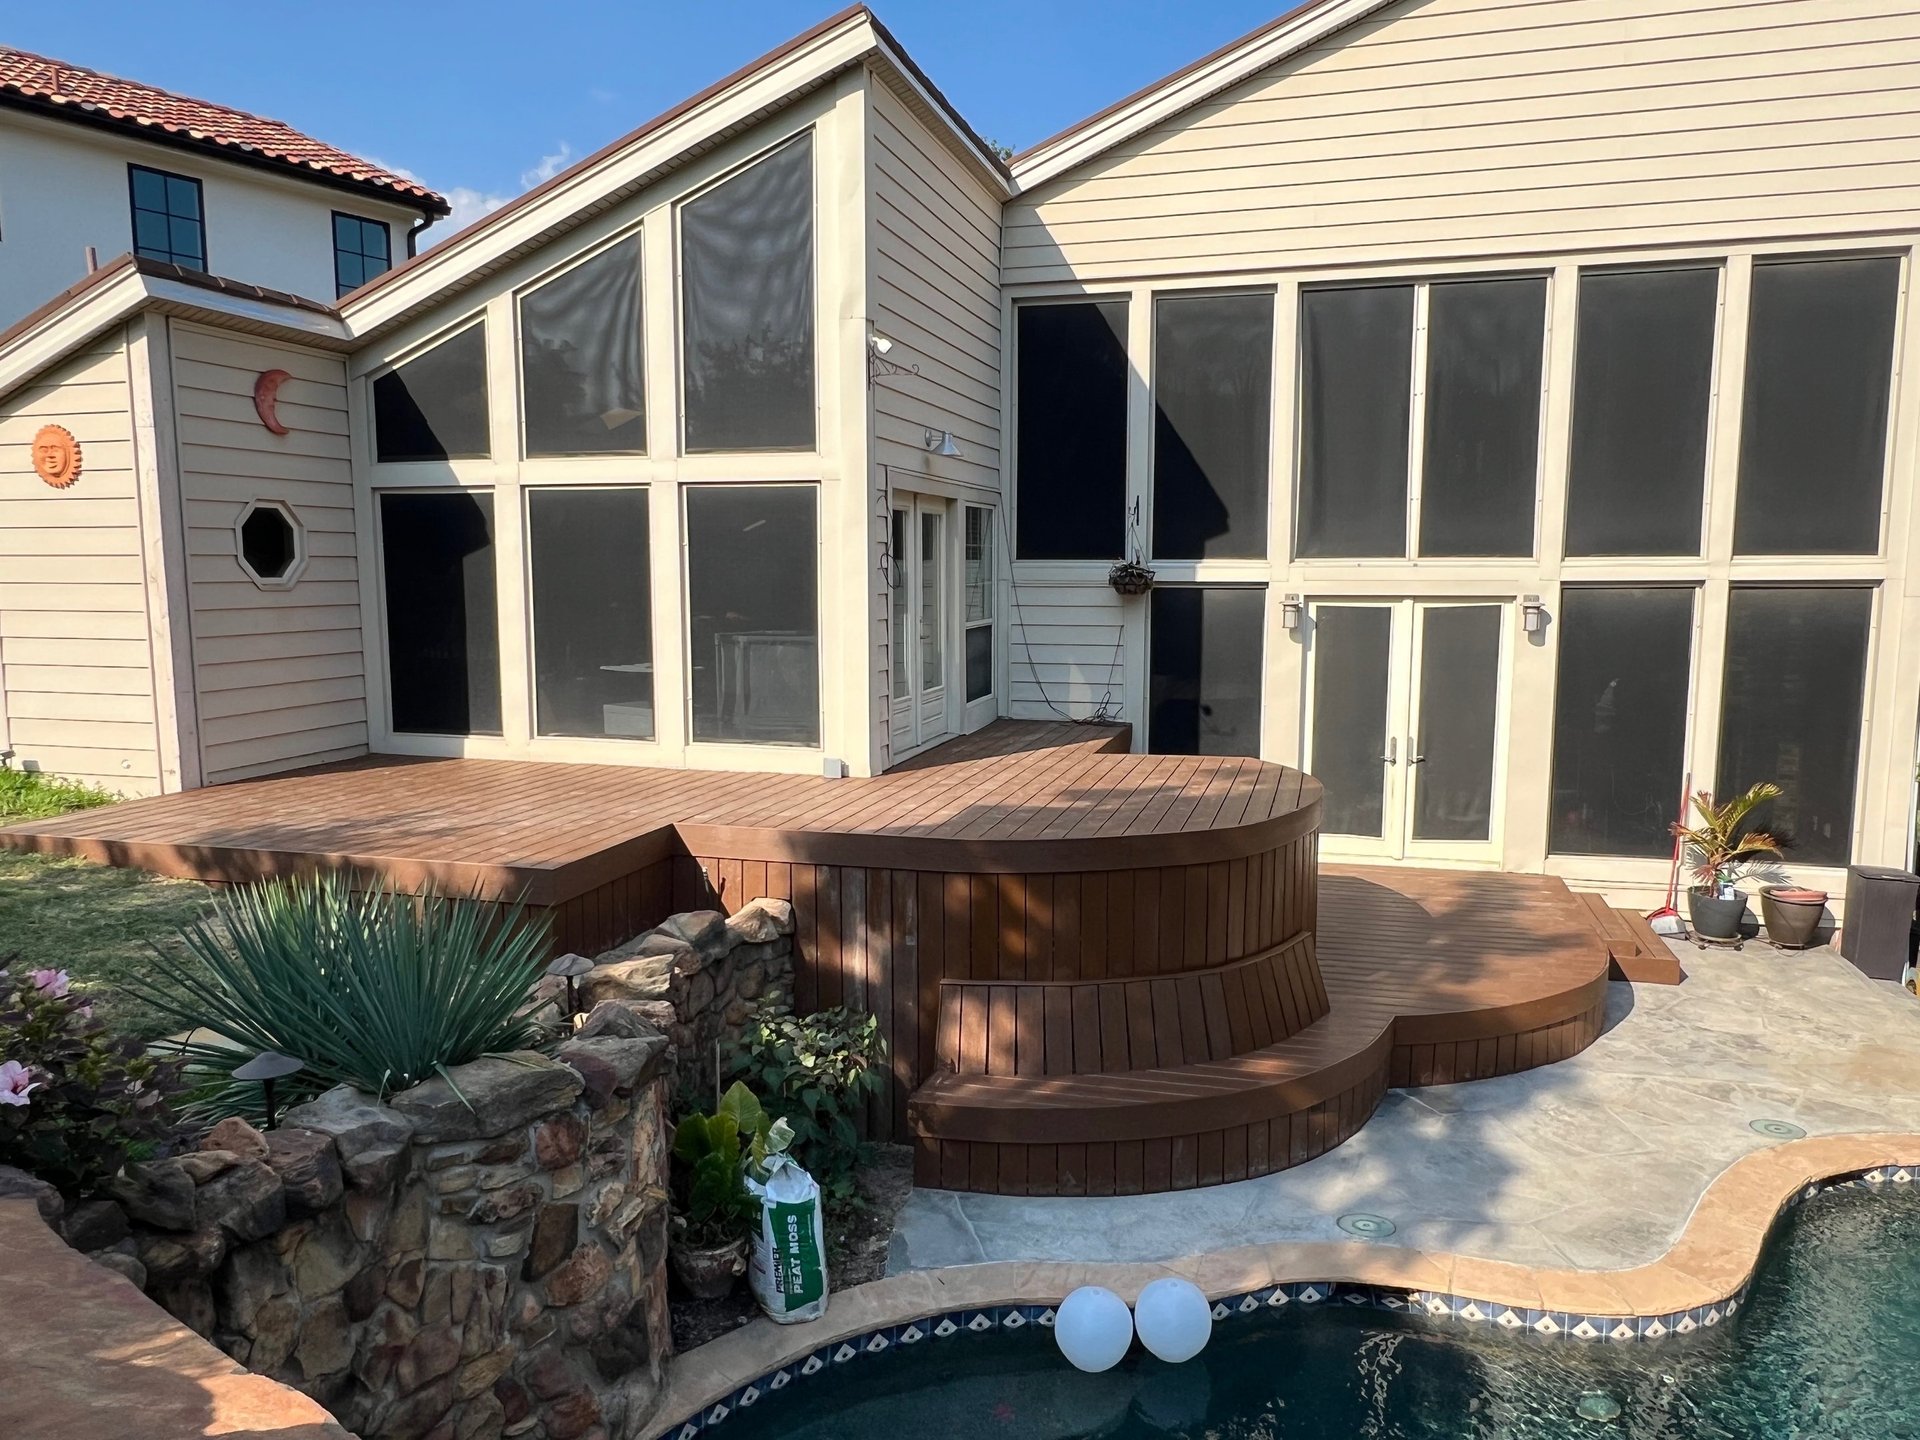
left=0, top=964, right=181, bottom=1198
left=671, top=1081, right=767, bottom=1247
left=724, top=995, right=885, bottom=1213
left=0, top=767, right=116, bottom=822
left=125, top=874, right=551, bottom=1119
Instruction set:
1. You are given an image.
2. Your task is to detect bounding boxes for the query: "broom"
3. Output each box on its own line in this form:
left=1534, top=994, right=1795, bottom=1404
left=1646, top=771, right=1692, bottom=937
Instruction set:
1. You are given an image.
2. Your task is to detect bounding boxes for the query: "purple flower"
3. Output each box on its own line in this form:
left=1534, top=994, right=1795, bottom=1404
left=28, top=969, right=70, bottom=999
left=0, top=1060, right=36, bottom=1107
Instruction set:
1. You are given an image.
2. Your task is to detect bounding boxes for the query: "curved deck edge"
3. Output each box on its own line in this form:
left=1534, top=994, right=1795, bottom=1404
left=646, top=1133, right=1920, bottom=1440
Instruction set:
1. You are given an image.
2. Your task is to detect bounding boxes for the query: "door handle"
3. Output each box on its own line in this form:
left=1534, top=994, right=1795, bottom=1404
left=1408, top=739, right=1427, bottom=766
left=1381, top=737, right=1397, bottom=766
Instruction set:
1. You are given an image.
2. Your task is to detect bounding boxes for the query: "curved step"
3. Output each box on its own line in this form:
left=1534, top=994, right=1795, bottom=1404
left=932, top=932, right=1326, bottom=1078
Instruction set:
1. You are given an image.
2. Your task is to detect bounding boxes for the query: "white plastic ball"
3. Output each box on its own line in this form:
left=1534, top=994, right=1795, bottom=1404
left=1053, top=1285, right=1135, bottom=1373
left=1133, top=1277, right=1212, bottom=1363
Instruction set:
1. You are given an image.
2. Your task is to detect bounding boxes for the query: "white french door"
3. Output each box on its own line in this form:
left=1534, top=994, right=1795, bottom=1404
left=1304, top=598, right=1511, bottom=864
left=890, top=494, right=952, bottom=754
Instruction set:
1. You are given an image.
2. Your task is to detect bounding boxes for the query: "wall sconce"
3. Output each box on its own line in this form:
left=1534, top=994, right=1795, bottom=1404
left=1281, top=594, right=1303, bottom=632
left=1522, top=594, right=1548, bottom=633
left=924, top=429, right=961, bottom=458
left=868, top=331, right=917, bottom=383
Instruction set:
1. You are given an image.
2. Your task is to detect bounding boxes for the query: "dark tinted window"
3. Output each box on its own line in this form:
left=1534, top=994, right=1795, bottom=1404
left=1419, top=277, right=1545, bottom=557
left=1735, top=257, right=1900, bottom=555
left=129, top=164, right=204, bottom=271
left=1549, top=587, right=1695, bottom=857
left=380, top=491, right=500, bottom=735
left=373, top=324, right=490, bottom=462
left=1016, top=300, right=1129, bottom=560
left=1148, top=587, right=1264, bottom=757
left=239, top=506, right=296, bottom=581
left=1410, top=605, right=1503, bottom=842
left=1717, top=587, right=1872, bottom=867
left=1297, top=285, right=1412, bottom=558
left=520, top=237, right=645, bottom=456
left=1566, top=268, right=1718, bottom=556
left=682, top=134, right=815, bottom=451
left=333, top=213, right=392, bottom=297
left=686, top=486, right=819, bottom=745
left=1310, top=606, right=1393, bottom=838
left=529, top=488, right=652, bottom=739
left=1152, top=292, right=1273, bottom=559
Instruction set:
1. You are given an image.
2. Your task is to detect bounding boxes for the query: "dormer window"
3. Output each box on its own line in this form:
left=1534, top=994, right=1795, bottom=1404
left=333, top=213, right=392, bottom=297
left=129, top=164, right=204, bottom=270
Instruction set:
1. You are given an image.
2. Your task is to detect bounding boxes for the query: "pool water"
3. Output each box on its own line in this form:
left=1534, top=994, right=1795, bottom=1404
left=711, top=1182, right=1920, bottom=1438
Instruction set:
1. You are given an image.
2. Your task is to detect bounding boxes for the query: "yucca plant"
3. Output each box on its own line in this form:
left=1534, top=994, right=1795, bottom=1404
left=125, top=874, right=552, bottom=1122
left=1671, top=783, right=1784, bottom=892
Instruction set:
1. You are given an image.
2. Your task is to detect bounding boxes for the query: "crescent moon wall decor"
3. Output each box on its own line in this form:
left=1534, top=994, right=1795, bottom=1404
left=253, top=369, right=293, bottom=436
left=30, top=425, right=81, bottom=489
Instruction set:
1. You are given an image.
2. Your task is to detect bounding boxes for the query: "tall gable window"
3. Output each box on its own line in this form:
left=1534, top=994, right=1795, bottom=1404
left=1735, top=256, right=1900, bottom=556
left=1298, top=285, right=1411, bottom=558
left=681, top=133, right=815, bottom=452
left=129, top=164, right=204, bottom=271
left=1015, top=299, right=1128, bottom=560
left=380, top=490, right=501, bottom=737
left=373, top=322, right=490, bottom=462
left=519, top=235, right=645, bottom=457
left=333, top=213, right=392, bottom=297
left=1152, top=291, right=1273, bottom=560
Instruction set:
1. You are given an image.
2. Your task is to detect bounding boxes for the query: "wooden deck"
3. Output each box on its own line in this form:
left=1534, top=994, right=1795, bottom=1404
left=2, top=719, right=1622, bottom=1196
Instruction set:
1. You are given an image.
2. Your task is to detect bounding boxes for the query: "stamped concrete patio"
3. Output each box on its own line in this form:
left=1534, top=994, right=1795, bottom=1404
left=889, top=939, right=1920, bottom=1275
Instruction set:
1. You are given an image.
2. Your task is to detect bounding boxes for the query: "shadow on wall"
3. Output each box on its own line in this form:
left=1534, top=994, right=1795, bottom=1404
left=0, top=1198, right=350, bottom=1440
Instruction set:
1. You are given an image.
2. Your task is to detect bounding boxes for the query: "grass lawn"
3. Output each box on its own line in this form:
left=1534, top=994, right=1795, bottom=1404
left=0, top=770, right=216, bottom=1041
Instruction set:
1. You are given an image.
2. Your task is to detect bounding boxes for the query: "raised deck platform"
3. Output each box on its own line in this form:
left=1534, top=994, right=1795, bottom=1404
left=2, top=721, right=1615, bottom=1194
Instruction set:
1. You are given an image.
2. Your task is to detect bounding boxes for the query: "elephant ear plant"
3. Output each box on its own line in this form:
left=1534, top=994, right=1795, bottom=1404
left=125, top=873, right=552, bottom=1123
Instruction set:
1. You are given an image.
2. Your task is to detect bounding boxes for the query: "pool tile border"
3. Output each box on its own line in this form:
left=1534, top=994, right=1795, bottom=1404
left=648, top=1134, right=1920, bottom=1440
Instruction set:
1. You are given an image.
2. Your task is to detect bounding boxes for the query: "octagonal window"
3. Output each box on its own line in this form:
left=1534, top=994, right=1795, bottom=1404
left=236, top=500, right=305, bottom=588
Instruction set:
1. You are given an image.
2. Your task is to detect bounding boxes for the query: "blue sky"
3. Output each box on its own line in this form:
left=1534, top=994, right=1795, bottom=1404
left=10, top=1, right=1287, bottom=235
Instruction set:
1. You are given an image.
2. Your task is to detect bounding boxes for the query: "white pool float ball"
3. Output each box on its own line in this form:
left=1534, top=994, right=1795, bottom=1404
left=1133, top=1277, right=1213, bottom=1363
left=1054, top=1285, right=1135, bottom=1373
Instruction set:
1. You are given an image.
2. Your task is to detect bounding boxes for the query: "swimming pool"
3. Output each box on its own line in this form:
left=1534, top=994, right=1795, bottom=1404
left=704, top=1179, right=1920, bottom=1437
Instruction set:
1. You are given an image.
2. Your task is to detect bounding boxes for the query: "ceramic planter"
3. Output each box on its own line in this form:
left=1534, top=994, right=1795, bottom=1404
left=1686, top=886, right=1748, bottom=941
left=669, top=1235, right=748, bottom=1299
left=1760, top=886, right=1828, bottom=949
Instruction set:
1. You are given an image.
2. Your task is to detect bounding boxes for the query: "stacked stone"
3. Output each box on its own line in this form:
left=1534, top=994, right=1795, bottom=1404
left=583, top=897, right=795, bottom=1101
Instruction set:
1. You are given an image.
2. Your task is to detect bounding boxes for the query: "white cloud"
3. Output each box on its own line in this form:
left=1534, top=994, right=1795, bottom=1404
left=371, top=145, right=575, bottom=248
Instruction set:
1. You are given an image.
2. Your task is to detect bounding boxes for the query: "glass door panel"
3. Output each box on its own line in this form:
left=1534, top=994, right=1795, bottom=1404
left=917, top=509, right=947, bottom=737
left=1308, top=605, right=1396, bottom=840
left=889, top=493, right=954, bottom=755
left=1409, top=604, right=1503, bottom=845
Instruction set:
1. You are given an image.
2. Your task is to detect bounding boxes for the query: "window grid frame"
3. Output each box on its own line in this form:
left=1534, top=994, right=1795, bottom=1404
left=128, top=163, right=206, bottom=272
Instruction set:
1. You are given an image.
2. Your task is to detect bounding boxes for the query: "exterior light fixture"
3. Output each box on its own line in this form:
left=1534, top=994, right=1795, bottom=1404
left=1281, top=594, right=1303, bottom=632
left=869, top=333, right=894, bottom=356
left=1522, top=594, right=1548, bottom=633
left=867, top=331, right=916, bottom=384
left=546, top=952, right=595, bottom=1023
left=924, top=428, right=961, bottom=458
left=231, top=1050, right=304, bottom=1130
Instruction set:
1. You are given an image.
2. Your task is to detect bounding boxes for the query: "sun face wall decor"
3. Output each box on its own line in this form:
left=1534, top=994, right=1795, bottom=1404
left=30, top=424, right=81, bottom=489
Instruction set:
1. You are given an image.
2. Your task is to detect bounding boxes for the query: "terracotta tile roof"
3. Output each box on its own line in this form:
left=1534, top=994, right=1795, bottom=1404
left=0, top=46, right=449, bottom=215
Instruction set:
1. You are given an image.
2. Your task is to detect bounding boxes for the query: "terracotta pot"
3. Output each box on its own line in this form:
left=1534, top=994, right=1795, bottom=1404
left=670, top=1236, right=747, bottom=1300
left=1760, top=886, right=1828, bottom=950
left=1687, top=886, right=1748, bottom=941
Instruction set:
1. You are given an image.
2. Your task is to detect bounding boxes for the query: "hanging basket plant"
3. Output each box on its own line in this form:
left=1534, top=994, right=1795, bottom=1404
left=1107, top=559, right=1155, bottom=596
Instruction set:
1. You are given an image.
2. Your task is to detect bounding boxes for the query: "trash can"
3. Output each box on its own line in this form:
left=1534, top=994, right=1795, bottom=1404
left=1839, top=865, right=1920, bottom=981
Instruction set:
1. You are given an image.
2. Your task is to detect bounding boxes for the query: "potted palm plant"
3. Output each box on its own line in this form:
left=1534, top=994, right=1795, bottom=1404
left=1670, top=783, right=1783, bottom=942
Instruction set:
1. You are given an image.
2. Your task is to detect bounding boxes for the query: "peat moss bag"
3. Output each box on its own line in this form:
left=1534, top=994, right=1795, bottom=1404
left=747, top=1155, right=830, bottom=1323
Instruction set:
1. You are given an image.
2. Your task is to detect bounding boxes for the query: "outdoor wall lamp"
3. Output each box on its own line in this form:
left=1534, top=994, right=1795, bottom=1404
left=868, top=330, right=917, bottom=383
left=924, top=428, right=961, bottom=457
left=1522, top=594, right=1548, bottom=633
left=1281, top=594, right=1303, bottom=632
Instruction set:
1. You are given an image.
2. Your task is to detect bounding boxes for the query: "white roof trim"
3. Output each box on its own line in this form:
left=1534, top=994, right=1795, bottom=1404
left=339, top=12, right=879, bottom=337
left=869, top=34, right=1012, bottom=194
left=1010, top=0, right=1397, bottom=192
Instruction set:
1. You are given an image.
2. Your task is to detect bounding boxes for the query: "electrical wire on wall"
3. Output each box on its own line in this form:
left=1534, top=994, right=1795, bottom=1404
left=997, top=499, right=1124, bottom=727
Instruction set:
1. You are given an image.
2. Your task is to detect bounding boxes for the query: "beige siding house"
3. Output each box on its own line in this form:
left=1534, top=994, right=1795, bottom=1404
left=1, top=0, right=1915, bottom=911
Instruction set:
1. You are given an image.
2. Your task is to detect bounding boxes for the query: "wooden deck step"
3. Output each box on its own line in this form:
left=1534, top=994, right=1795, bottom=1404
left=1574, top=892, right=1685, bottom=985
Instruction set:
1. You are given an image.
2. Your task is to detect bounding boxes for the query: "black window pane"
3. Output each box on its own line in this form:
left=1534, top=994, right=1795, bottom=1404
left=380, top=491, right=500, bottom=736
left=1411, top=605, right=1503, bottom=842
left=1419, top=277, right=1545, bottom=557
left=134, top=209, right=171, bottom=252
left=965, top=626, right=992, bottom=704
left=1549, top=587, right=1694, bottom=857
left=686, top=486, right=819, bottom=745
left=682, top=134, right=814, bottom=451
left=167, top=174, right=199, bottom=217
left=1148, top=587, right=1264, bottom=757
left=529, top=488, right=652, bottom=739
left=374, top=323, right=490, bottom=462
left=239, top=507, right=296, bottom=580
left=521, top=237, right=645, bottom=456
left=1153, top=292, right=1273, bottom=559
left=131, top=166, right=168, bottom=211
left=334, top=213, right=357, bottom=249
left=1310, top=606, right=1393, bottom=838
left=1717, top=587, right=1872, bottom=867
left=1016, top=300, right=1129, bottom=560
left=1297, top=286, right=1412, bottom=558
left=1566, top=269, right=1718, bottom=556
left=1735, top=258, right=1899, bottom=555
